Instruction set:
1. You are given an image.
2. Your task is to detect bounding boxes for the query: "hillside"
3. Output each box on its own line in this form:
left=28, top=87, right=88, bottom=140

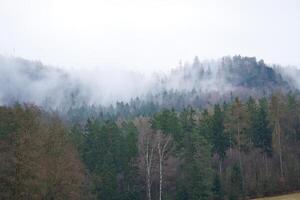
left=150, top=56, right=292, bottom=109
left=1, top=55, right=298, bottom=115
left=2, top=55, right=300, bottom=199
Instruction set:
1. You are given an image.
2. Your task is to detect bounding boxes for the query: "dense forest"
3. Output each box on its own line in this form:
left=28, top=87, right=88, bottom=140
left=1, top=55, right=300, bottom=199
left=1, top=92, right=300, bottom=199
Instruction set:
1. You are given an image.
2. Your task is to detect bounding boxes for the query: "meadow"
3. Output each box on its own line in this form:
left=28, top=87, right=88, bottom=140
left=254, top=192, right=300, bottom=200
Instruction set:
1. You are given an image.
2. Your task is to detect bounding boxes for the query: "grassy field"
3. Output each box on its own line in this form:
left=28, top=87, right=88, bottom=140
left=254, top=192, right=300, bottom=199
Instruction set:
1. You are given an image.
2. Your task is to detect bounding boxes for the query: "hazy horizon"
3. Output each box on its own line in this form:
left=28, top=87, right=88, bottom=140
left=1, top=0, right=300, bottom=73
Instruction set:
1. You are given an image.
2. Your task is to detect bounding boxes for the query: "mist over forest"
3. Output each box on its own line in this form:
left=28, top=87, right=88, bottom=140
left=2, top=0, right=300, bottom=199
left=1, top=54, right=299, bottom=110
left=2, top=53, right=300, bottom=200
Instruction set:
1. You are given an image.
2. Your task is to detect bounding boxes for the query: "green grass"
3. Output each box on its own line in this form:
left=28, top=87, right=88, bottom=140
left=254, top=192, right=300, bottom=200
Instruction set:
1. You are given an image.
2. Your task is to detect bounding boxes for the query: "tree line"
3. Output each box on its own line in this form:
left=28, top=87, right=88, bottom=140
left=1, top=91, right=300, bottom=199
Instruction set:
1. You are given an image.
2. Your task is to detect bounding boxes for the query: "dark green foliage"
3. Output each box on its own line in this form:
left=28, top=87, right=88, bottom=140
left=211, top=105, right=230, bottom=162
left=72, top=119, right=140, bottom=200
left=177, top=130, right=213, bottom=200
left=175, top=107, right=214, bottom=200
left=2, top=91, right=300, bottom=199
left=120, top=121, right=139, bottom=200
left=152, top=109, right=181, bottom=136
left=255, top=98, right=273, bottom=156
left=284, top=92, right=300, bottom=141
left=229, top=164, right=244, bottom=200
left=245, top=97, right=258, bottom=145
left=212, top=174, right=224, bottom=200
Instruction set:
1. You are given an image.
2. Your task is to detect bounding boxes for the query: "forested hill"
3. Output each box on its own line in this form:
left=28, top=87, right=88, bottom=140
left=1, top=55, right=298, bottom=114
left=2, top=55, right=300, bottom=200
left=160, top=55, right=287, bottom=91
left=149, top=56, right=291, bottom=109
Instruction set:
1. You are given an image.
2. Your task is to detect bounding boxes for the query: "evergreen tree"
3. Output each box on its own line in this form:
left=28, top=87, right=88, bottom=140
left=245, top=97, right=258, bottom=147
left=211, top=104, right=230, bottom=173
left=120, top=121, right=140, bottom=200
left=152, top=109, right=180, bottom=200
left=269, top=93, right=284, bottom=177
left=178, top=130, right=213, bottom=200
left=229, top=163, right=244, bottom=200
left=255, top=98, right=272, bottom=156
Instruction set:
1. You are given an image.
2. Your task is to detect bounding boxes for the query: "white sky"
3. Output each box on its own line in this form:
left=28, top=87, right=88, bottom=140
left=0, top=0, right=300, bottom=72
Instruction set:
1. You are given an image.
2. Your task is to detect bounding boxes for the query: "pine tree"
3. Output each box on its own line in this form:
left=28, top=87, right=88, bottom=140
left=151, top=109, right=180, bottom=200
left=121, top=121, right=140, bottom=200
left=255, top=98, right=272, bottom=156
left=226, top=98, right=249, bottom=193
left=229, top=163, right=244, bottom=200
left=269, top=93, right=284, bottom=177
left=180, top=130, right=213, bottom=200
left=245, top=96, right=258, bottom=147
left=211, top=104, right=230, bottom=173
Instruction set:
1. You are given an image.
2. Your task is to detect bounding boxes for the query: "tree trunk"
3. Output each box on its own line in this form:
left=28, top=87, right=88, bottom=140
left=158, top=146, right=162, bottom=200
left=237, top=123, right=245, bottom=193
left=277, top=121, right=284, bottom=177
left=264, top=154, right=269, bottom=177
left=157, top=134, right=171, bottom=200
left=146, top=166, right=151, bottom=200
left=145, top=137, right=154, bottom=200
left=229, top=132, right=232, bottom=156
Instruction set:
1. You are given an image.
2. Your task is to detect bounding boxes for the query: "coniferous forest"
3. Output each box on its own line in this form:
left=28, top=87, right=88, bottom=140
left=0, top=56, right=300, bottom=200
left=1, top=56, right=300, bottom=199
left=2, top=0, right=300, bottom=199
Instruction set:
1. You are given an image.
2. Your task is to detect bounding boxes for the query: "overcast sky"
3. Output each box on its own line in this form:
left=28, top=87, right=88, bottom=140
left=0, top=0, right=299, bottom=72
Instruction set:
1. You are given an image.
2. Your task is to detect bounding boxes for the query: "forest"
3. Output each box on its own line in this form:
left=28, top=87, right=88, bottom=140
left=1, top=0, right=299, bottom=198
left=1, top=91, right=300, bottom=200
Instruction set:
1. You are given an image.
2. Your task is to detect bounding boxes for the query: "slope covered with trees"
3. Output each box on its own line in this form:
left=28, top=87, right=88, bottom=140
left=69, top=92, right=300, bottom=200
left=0, top=105, right=89, bottom=199
left=2, top=91, right=300, bottom=199
left=64, top=56, right=299, bottom=123
left=0, top=55, right=298, bottom=115
left=1, top=55, right=300, bottom=199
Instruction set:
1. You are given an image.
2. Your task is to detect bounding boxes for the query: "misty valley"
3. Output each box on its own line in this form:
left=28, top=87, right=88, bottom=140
left=1, top=55, right=300, bottom=200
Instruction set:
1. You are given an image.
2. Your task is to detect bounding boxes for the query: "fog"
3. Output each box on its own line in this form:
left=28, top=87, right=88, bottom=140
left=275, top=66, right=300, bottom=90
left=2, top=55, right=299, bottom=110
left=159, top=59, right=233, bottom=94
left=0, top=55, right=156, bottom=107
left=1, top=0, right=300, bottom=72
left=0, top=55, right=85, bottom=108
left=1, top=0, right=300, bottom=109
left=0, top=55, right=233, bottom=107
left=69, top=67, right=155, bottom=105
